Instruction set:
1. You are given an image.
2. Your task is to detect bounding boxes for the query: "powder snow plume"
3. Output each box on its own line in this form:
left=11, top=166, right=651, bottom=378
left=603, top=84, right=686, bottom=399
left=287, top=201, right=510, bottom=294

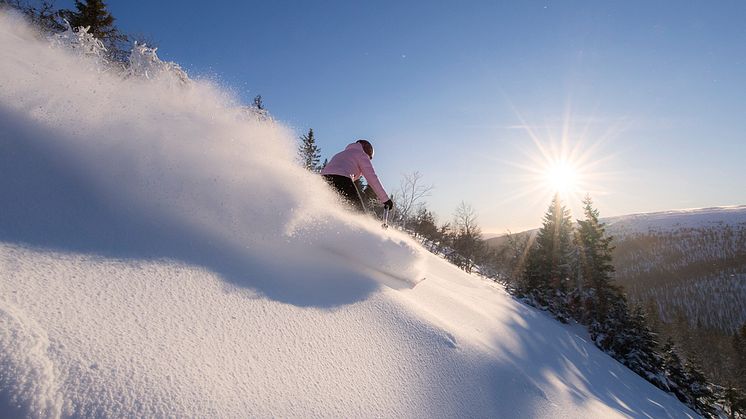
left=0, top=11, right=424, bottom=303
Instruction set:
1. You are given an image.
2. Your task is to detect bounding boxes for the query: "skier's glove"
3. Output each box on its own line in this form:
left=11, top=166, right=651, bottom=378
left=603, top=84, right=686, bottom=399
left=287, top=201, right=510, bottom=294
left=383, top=199, right=394, bottom=210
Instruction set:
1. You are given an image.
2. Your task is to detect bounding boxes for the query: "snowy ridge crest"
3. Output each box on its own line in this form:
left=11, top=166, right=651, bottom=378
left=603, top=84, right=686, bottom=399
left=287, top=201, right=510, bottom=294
left=604, top=205, right=746, bottom=237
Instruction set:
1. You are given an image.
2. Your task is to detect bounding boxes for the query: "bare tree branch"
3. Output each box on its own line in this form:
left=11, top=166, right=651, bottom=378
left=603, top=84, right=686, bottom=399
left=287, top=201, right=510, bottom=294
left=395, top=171, right=433, bottom=228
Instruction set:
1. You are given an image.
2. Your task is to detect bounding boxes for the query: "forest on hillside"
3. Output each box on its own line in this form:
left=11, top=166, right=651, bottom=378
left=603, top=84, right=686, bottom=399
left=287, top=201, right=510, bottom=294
left=612, top=223, right=746, bottom=398
left=485, top=210, right=746, bottom=416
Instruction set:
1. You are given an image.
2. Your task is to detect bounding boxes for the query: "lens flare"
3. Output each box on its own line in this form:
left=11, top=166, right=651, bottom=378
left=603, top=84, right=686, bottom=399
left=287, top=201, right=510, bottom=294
left=488, top=101, right=625, bottom=219
left=544, top=161, right=579, bottom=194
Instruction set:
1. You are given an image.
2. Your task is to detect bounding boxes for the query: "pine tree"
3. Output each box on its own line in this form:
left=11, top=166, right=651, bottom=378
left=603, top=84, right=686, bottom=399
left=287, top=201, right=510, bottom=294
left=253, top=95, right=264, bottom=110
left=64, top=0, right=127, bottom=60
left=435, top=222, right=452, bottom=255
left=663, top=339, right=719, bottom=417
left=574, top=195, right=620, bottom=324
left=684, top=355, right=717, bottom=417
left=411, top=207, right=438, bottom=242
left=590, top=299, right=672, bottom=399
left=623, top=304, right=667, bottom=388
left=521, top=194, right=575, bottom=311
left=591, top=294, right=626, bottom=351
left=297, top=128, right=322, bottom=172
left=663, top=339, right=689, bottom=402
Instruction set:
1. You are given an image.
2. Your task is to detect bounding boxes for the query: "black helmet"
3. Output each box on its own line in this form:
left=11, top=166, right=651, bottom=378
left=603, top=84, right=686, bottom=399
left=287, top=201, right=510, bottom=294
left=356, top=139, right=374, bottom=160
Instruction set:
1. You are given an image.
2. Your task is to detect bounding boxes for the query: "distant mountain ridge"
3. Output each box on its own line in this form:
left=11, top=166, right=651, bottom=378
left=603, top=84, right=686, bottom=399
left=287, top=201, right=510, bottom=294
left=603, top=205, right=746, bottom=238
left=486, top=205, right=746, bottom=244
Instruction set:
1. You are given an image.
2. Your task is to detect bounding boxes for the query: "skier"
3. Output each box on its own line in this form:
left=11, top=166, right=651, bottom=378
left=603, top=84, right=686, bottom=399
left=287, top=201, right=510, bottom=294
left=321, top=139, right=393, bottom=213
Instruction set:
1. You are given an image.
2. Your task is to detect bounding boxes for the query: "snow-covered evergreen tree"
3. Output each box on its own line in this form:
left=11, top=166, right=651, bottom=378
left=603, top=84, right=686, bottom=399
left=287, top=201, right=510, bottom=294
left=663, top=339, right=688, bottom=399
left=683, top=355, right=717, bottom=417
left=623, top=305, right=667, bottom=388
left=662, top=339, right=721, bottom=417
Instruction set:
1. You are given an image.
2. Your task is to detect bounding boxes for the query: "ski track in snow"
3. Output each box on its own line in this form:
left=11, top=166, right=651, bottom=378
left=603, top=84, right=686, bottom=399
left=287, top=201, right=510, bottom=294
left=0, top=10, right=696, bottom=418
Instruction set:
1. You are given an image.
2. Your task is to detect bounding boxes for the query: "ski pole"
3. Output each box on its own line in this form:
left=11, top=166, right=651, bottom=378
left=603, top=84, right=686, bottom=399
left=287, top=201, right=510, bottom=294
left=382, top=207, right=390, bottom=229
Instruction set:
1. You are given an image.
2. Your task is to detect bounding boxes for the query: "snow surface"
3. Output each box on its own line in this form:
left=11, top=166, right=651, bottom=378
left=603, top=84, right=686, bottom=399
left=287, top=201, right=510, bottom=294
left=604, top=206, right=746, bottom=237
left=0, top=11, right=696, bottom=418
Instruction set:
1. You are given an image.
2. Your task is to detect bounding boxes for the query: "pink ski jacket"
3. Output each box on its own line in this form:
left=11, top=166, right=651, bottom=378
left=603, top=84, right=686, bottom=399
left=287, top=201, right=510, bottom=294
left=321, top=142, right=389, bottom=202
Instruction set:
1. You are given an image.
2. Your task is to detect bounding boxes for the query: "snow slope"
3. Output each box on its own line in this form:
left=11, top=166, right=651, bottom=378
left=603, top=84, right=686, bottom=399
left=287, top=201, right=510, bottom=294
left=0, top=11, right=695, bottom=418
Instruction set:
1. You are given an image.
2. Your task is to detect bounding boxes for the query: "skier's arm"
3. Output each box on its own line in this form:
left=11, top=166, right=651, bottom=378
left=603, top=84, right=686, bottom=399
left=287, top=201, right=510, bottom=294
left=359, top=157, right=389, bottom=203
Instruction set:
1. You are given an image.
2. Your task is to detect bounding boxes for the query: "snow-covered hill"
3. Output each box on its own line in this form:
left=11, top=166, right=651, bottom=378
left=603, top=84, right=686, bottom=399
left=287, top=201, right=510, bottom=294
left=607, top=207, right=746, bottom=333
left=604, top=206, right=746, bottom=238
left=0, top=11, right=695, bottom=418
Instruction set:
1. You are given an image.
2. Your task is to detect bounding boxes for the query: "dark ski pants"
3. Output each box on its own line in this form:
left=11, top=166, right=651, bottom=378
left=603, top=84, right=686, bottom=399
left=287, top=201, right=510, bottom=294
left=322, top=174, right=367, bottom=213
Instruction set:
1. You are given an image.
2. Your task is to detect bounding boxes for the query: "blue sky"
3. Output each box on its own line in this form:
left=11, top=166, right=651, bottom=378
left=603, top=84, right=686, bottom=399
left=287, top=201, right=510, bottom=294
left=62, top=0, right=746, bottom=233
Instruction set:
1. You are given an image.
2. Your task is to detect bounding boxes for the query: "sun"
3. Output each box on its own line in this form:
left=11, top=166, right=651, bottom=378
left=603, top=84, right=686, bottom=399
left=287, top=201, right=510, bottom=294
left=494, top=116, right=617, bottom=212
left=544, top=160, right=580, bottom=194
left=487, top=101, right=623, bottom=219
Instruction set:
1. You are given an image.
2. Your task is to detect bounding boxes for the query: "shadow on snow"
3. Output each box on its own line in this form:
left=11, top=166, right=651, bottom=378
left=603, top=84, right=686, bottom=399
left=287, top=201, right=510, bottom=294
left=0, top=104, right=378, bottom=308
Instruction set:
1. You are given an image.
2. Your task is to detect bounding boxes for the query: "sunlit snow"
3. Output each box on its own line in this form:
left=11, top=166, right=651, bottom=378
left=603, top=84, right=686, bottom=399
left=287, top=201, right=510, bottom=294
left=0, top=10, right=695, bottom=418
